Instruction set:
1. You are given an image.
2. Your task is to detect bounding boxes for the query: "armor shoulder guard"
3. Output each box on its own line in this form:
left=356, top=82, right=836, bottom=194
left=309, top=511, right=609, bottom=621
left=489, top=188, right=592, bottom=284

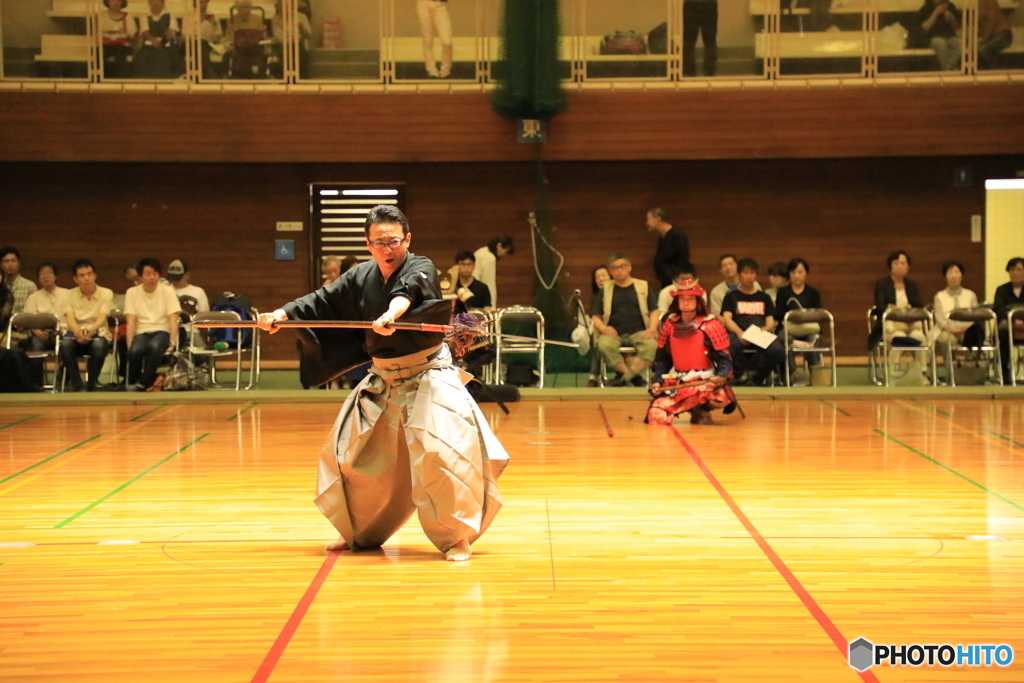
left=700, top=317, right=730, bottom=351
left=657, top=315, right=678, bottom=348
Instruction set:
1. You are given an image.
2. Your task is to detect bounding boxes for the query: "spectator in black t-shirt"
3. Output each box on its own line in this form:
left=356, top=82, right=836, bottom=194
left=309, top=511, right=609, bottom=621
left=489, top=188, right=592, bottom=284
left=648, top=208, right=690, bottom=288
left=720, top=258, right=785, bottom=385
left=590, top=252, right=660, bottom=387
left=994, top=256, right=1024, bottom=381
left=452, top=250, right=492, bottom=314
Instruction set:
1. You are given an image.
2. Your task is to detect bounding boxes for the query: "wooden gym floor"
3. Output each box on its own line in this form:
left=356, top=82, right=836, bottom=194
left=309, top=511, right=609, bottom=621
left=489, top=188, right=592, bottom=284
left=1, top=398, right=1022, bottom=682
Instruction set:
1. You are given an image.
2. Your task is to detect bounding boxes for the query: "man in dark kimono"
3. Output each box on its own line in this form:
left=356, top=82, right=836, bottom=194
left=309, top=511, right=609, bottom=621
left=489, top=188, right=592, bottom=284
left=257, top=205, right=508, bottom=562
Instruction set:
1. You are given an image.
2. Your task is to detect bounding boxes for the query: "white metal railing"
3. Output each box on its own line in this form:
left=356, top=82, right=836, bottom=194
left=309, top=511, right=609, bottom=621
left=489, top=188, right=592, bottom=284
left=1, top=0, right=1021, bottom=91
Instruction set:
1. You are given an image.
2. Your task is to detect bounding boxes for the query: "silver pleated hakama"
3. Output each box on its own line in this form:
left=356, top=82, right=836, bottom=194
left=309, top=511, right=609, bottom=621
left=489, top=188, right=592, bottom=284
left=314, top=343, right=509, bottom=553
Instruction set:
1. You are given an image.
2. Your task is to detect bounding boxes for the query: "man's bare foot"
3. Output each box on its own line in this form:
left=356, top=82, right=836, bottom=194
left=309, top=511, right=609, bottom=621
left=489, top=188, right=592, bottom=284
left=325, top=537, right=350, bottom=552
left=445, top=539, right=471, bottom=562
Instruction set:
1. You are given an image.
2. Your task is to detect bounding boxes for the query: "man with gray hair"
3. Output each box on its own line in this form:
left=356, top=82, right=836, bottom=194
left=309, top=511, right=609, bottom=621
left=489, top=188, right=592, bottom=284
left=590, top=252, right=660, bottom=386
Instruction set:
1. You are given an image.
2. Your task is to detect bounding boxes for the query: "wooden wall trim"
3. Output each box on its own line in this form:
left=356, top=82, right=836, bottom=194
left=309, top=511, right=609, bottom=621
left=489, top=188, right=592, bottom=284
left=0, top=85, right=1022, bottom=163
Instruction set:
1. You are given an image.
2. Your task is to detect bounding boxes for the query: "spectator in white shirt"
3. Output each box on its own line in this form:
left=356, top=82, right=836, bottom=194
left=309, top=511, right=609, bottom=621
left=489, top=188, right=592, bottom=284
left=168, top=259, right=209, bottom=350
left=933, top=260, right=981, bottom=358
left=125, top=257, right=181, bottom=391
left=473, top=236, right=514, bottom=309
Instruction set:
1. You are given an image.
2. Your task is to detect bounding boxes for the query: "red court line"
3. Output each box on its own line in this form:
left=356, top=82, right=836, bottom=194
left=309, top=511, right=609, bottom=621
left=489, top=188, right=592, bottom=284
left=597, top=404, right=614, bottom=438
left=251, top=552, right=339, bottom=683
left=670, top=426, right=881, bottom=683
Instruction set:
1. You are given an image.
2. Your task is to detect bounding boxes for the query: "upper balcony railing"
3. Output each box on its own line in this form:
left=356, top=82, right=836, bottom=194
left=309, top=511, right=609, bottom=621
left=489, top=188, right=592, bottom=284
left=1, top=0, right=1021, bottom=91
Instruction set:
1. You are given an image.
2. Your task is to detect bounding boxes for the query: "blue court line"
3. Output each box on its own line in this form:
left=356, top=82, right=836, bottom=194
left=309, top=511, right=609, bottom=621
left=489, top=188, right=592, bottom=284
left=874, top=429, right=1024, bottom=513
left=53, top=434, right=210, bottom=529
left=0, top=415, right=41, bottom=432
left=0, top=435, right=101, bottom=485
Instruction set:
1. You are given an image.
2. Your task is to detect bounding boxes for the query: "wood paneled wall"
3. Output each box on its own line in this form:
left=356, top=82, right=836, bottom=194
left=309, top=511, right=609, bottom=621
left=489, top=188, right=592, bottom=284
left=0, top=86, right=1022, bottom=163
left=1, top=156, right=1018, bottom=360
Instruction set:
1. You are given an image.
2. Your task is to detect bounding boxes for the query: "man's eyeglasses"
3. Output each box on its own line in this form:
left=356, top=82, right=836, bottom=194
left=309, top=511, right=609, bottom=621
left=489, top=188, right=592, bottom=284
left=368, top=237, right=407, bottom=250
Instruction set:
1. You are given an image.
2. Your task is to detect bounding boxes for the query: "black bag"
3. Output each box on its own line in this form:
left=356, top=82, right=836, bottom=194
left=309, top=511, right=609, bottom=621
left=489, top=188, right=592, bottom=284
left=905, top=24, right=929, bottom=49
left=648, top=22, right=668, bottom=54
left=505, top=362, right=537, bottom=387
left=0, top=348, right=39, bottom=393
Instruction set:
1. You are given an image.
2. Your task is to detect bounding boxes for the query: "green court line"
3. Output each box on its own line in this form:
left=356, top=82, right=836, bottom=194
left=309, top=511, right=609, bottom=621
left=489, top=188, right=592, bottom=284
left=0, top=435, right=102, bottom=485
left=228, top=403, right=258, bottom=421
left=0, top=415, right=41, bottom=432
left=911, top=399, right=1023, bottom=449
left=819, top=400, right=851, bottom=417
left=128, top=407, right=163, bottom=423
left=53, top=433, right=210, bottom=529
left=874, top=429, right=1024, bottom=513
left=985, top=430, right=1024, bottom=449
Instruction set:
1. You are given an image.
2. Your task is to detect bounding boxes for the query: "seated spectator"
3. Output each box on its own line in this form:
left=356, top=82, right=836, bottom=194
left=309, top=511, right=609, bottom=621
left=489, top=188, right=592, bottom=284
left=340, top=255, right=359, bottom=274
left=133, top=0, right=182, bottom=78
left=125, top=258, right=181, bottom=391
left=473, top=236, right=514, bottom=308
left=23, top=262, right=70, bottom=385
left=918, top=0, right=962, bottom=71
left=993, top=256, right=1024, bottom=381
left=657, top=264, right=701, bottom=318
left=720, top=258, right=785, bottom=386
left=590, top=253, right=659, bottom=387
left=322, top=256, right=341, bottom=285
left=646, top=280, right=735, bottom=426
left=585, top=265, right=611, bottom=387
left=710, top=254, right=761, bottom=316
left=269, top=0, right=312, bottom=79
left=99, top=0, right=137, bottom=79
left=168, top=259, right=209, bottom=348
left=184, top=0, right=225, bottom=79
left=775, top=258, right=823, bottom=381
left=764, top=262, right=789, bottom=303
left=932, top=260, right=982, bottom=360
left=226, top=0, right=269, bottom=79
left=870, top=249, right=926, bottom=349
left=977, top=0, right=1012, bottom=69
left=452, top=250, right=492, bottom=313
left=1, top=246, right=39, bottom=315
left=0, top=279, right=12, bottom=345
left=61, top=259, right=114, bottom=392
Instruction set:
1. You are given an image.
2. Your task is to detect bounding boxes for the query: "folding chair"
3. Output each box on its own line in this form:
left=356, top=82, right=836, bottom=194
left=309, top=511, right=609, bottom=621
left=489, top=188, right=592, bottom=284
left=867, top=307, right=884, bottom=386
left=1006, top=308, right=1024, bottom=387
left=597, top=346, right=651, bottom=388
left=944, top=306, right=1002, bottom=387
left=108, top=310, right=126, bottom=386
left=493, top=306, right=545, bottom=388
left=6, top=312, right=60, bottom=390
left=881, top=308, right=937, bottom=387
left=190, top=310, right=253, bottom=391
left=783, top=308, right=837, bottom=387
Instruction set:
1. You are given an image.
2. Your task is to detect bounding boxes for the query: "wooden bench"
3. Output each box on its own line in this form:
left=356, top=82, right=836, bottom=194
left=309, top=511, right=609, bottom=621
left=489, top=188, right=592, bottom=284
left=755, top=27, right=1024, bottom=60
left=34, top=34, right=90, bottom=62
left=756, top=31, right=932, bottom=59
left=750, top=0, right=1017, bottom=14
left=47, top=0, right=275, bottom=18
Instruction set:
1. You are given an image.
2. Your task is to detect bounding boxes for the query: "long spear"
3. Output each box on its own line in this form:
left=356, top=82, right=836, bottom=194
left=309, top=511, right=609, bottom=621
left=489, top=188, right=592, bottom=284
left=192, top=320, right=580, bottom=348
